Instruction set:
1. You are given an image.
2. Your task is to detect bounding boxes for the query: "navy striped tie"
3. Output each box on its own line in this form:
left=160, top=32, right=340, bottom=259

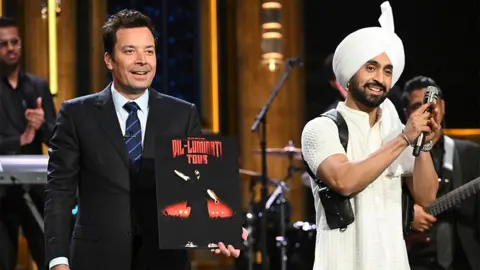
left=123, top=102, right=142, bottom=173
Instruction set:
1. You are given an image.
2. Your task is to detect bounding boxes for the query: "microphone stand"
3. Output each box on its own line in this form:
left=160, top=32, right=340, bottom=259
left=272, top=141, right=295, bottom=270
left=250, top=58, right=302, bottom=270
left=245, top=177, right=256, bottom=270
left=265, top=180, right=289, bottom=270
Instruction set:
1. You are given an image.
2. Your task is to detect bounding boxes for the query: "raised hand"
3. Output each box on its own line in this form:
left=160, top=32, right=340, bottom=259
left=403, top=102, right=439, bottom=144
left=20, top=125, right=36, bottom=146
left=25, top=97, right=45, bottom=130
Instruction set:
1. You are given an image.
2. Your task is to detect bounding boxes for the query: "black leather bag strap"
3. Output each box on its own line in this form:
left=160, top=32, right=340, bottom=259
left=322, top=109, right=349, bottom=151
left=303, top=109, right=349, bottom=180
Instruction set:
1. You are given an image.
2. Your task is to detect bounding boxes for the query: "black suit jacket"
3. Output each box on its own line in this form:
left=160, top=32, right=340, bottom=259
left=451, top=138, right=480, bottom=269
left=45, top=84, right=202, bottom=270
left=0, top=73, right=56, bottom=154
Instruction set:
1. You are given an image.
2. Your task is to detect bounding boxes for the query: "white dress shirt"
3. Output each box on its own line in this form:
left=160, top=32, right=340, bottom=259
left=49, top=84, right=149, bottom=269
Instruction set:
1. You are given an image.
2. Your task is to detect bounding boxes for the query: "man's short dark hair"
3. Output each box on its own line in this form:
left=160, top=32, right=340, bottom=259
left=102, top=9, right=157, bottom=56
left=0, top=17, right=18, bottom=28
left=401, top=75, right=443, bottom=109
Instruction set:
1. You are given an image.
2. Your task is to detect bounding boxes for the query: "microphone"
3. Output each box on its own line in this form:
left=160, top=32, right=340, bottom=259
left=286, top=57, right=304, bottom=68
left=412, top=86, right=439, bottom=157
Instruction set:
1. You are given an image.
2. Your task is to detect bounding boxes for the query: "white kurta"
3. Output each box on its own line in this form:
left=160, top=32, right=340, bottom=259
left=301, top=99, right=414, bottom=270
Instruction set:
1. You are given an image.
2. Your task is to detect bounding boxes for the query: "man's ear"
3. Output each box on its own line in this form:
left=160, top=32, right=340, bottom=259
left=104, top=52, right=114, bottom=71
left=440, top=99, right=445, bottom=114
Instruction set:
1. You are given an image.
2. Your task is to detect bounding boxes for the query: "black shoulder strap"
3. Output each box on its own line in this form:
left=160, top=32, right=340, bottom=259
left=302, top=109, right=349, bottom=180
left=321, top=109, right=349, bottom=151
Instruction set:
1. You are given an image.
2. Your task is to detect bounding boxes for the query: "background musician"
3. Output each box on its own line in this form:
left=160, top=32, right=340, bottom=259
left=0, top=16, right=57, bottom=270
left=402, top=75, right=480, bottom=270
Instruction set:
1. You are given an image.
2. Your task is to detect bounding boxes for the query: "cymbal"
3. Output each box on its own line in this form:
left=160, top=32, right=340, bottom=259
left=253, top=145, right=302, bottom=159
left=239, top=168, right=261, bottom=177
left=238, top=169, right=286, bottom=188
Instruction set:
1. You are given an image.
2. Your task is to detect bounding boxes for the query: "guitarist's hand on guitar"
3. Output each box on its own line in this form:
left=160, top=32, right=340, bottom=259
left=412, top=204, right=437, bottom=232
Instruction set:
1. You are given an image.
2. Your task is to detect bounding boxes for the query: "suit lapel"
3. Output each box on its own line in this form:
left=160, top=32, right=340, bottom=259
left=143, top=89, right=169, bottom=157
left=93, top=84, right=129, bottom=167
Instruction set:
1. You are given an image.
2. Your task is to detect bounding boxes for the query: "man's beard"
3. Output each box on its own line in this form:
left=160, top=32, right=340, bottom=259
left=349, top=76, right=388, bottom=108
left=0, top=60, right=19, bottom=75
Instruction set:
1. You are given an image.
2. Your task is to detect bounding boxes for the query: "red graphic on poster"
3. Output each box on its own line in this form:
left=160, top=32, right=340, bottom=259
left=162, top=200, right=233, bottom=218
left=162, top=137, right=232, bottom=219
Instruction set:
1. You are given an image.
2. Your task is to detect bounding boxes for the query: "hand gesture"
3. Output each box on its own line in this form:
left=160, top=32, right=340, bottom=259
left=411, top=204, right=437, bottom=232
left=25, top=97, right=45, bottom=130
left=20, top=125, right=36, bottom=146
left=211, top=227, right=248, bottom=258
left=403, top=102, right=440, bottom=144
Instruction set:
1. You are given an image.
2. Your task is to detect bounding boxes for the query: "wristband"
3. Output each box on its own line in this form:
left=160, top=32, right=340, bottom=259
left=401, top=129, right=412, bottom=146
left=421, top=140, right=434, bottom=152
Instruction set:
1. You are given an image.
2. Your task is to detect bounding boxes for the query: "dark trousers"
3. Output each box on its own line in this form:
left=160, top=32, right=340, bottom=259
left=410, top=243, right=472, bottom=270
left=0, top=220, right=15, bottom=270
left=410, top=258, right=471, bottom=270
left=0, top=185, right=45, bottom=270
left=411, top=266, right=447, bottom=270
left=131, top=235, right=163, bottom=270
left=130, top=234, right=191, bottom=270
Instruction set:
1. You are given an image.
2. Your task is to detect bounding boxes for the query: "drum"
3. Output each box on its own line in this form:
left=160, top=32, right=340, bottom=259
left=267, top=221, right=316, bottom=270
left=286, top=221, right=316, bottom=269
left=234, top=220, right=316, bottom=270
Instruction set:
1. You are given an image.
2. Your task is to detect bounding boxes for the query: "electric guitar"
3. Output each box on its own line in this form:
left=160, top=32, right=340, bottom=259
left=405, top=175, right=480, bottom=250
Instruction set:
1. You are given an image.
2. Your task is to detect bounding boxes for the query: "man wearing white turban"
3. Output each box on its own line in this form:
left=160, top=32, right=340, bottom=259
left=301, top=2, right=441, bottom=269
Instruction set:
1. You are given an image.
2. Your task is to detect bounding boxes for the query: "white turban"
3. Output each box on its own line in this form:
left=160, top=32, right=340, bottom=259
left=333, top=1, right=405, bottom=89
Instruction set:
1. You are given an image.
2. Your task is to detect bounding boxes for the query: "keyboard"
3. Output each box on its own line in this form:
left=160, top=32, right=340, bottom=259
left=0, top=155, right=48, bottom=185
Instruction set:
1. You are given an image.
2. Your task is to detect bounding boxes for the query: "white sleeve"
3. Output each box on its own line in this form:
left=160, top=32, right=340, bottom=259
left=49, top=257, right=69, bottom=269
left=385, top=123, right=415, bottom=177
left=301, top=117, right=347, bottom=175
left=398, top=146, right=415, bottom=176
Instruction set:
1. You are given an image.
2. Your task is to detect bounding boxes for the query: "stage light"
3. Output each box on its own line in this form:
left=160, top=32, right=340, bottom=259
left=261, top=0, right=283, bottom=71
left=42, top=0, right=60, bottom=95
left=41, top=0, right=61, bottom=19
left=209, top=0, right=219, bottom=133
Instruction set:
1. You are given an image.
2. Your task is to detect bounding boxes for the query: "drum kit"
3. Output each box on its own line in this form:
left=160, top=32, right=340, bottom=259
left=235, top=141, right=316, bottom=270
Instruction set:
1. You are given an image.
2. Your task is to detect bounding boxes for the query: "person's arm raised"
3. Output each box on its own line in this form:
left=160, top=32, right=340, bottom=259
left=302, top=103, right=433, bottom=197
left=319, top=135, right=409, bottom=196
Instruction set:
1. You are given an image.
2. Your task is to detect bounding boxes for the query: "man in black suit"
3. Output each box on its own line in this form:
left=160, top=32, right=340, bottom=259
left=45, top=9, right=246, bottom=270
left=401, top=75, right=480, bottom=270
left=0, top=16, right=57, bottom=269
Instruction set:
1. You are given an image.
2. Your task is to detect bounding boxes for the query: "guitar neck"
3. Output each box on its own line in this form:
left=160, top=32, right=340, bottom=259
left=425, top=176, right=480, bottom=216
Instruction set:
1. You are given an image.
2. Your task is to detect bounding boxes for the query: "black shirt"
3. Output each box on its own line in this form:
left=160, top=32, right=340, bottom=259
left=408, top=135, right=469, bottom=270
left=0, top=71, right=56, bottom=155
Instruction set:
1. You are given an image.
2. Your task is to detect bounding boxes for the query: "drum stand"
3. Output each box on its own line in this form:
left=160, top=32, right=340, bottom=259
left=265, top=144, right=295, bottom=270
left=266, top=181, right=289, bottom=270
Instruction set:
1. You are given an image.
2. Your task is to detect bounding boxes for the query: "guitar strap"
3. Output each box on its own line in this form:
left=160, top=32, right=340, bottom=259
left=436, top=135, right=456, bottom=268
left=442, top=135, right=454, bottom=174
left=447, top=136, right=480, bottom=269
